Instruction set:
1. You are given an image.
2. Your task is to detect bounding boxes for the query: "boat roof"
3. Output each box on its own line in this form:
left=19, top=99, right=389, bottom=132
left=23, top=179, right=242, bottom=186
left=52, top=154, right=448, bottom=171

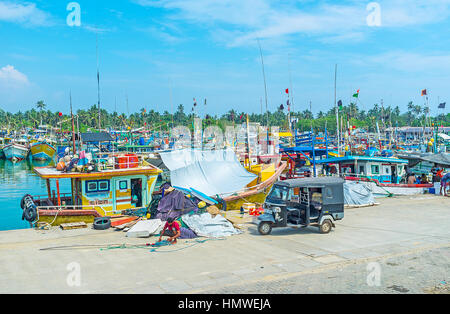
left=275, top=177, right=344, bottom=187
left=81, top=132, right=115, bottom=143
left=315, top=156, right=408, bottom=164
left=33, top=165, right=162, bottom=179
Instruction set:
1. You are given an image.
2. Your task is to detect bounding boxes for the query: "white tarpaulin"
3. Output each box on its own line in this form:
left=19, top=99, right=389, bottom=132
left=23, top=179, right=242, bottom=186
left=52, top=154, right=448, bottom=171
left=126, top=219, right=164, bottom=238
left=181, top=213, right=241, bottom=238
left=344, top=182, right=375, bottom=205
left=159, top=149, right=257, bottom=197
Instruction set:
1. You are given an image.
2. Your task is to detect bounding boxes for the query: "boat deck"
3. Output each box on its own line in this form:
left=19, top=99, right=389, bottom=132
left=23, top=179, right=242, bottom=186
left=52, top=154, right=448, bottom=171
left=33, top=165, right=162, bottom=179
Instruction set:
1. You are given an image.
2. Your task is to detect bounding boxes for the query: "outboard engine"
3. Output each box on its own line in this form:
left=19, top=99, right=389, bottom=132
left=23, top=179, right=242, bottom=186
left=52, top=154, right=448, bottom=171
left=20, top=194, right=37, bottom=223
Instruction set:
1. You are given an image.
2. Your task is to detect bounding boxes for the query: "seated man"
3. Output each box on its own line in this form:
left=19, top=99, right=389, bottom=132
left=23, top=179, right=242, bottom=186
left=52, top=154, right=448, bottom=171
left=158, top=217, right=181, bottom=244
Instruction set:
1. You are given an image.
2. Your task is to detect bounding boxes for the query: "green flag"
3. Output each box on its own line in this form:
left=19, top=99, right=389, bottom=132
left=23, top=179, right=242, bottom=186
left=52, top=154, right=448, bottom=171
left=353, top=89, right=360, bottom=98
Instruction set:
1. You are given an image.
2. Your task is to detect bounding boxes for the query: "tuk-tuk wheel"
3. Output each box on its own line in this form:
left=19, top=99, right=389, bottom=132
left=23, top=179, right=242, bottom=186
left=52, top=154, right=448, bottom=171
left=319, top=220, right=333, bottom=234
left=258, top=222, right=272, bottom=235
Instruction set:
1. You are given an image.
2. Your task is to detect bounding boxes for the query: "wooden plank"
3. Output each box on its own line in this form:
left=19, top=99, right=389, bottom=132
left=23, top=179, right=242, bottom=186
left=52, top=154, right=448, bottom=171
left=60, top=222, right=88, bottom=230
left=111, top=216, right=139, bottom=227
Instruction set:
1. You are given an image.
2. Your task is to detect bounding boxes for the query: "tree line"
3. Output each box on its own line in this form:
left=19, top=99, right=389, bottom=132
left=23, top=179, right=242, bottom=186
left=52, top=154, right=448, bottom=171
left=0, top=100, right=448, bottom=134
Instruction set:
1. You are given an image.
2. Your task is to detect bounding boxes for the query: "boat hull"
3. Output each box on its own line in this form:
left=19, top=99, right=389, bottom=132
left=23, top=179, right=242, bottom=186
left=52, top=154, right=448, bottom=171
left=221, top=161, right=287, bottom=210
left=344, top=177, right=431, bottom=196
left=3, top=144, right=29, bottom=161
left=36, top=209, right=102, bottom=226
left=30, top=142, right=56, bottom=160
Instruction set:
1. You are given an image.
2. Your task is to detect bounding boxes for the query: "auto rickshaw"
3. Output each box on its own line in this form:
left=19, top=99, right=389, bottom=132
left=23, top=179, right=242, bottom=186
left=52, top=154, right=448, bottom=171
left=257, top=177, right=345, bottom=235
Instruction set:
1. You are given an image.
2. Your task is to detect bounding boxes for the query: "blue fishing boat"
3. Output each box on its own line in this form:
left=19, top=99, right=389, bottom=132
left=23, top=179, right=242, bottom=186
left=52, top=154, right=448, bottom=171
left=3, top=140, right=29, bottom=162
left=316, top=156, right=432, bottom=196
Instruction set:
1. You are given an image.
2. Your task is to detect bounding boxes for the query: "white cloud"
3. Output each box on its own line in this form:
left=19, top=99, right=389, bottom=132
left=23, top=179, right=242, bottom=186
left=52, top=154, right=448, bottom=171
left=134, top=0, right=450, bottom=47
left=368, top=51, right=450, bottom=72
left=0, top=65, right=29, bottom=88
left=0, top=1, right=50, bottom=26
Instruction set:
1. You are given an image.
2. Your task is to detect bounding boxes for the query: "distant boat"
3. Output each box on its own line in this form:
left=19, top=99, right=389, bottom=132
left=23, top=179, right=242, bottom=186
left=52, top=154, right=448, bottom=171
left=30, top=141, right=56, bottom=161
left=3, top=143, right=29, bottom=161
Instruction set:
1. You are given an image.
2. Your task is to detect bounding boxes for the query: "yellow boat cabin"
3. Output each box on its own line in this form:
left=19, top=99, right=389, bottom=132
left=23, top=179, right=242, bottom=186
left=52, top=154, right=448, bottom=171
left=23, top=160, right=163, bottom=226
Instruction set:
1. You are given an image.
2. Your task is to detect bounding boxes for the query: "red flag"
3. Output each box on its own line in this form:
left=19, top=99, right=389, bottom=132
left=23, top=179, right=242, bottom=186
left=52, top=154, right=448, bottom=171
left=421, top=89, right=427, bottom=96
left=285, top=88, right=289, bottom=94
left=58, top=112, right=63, bottom=117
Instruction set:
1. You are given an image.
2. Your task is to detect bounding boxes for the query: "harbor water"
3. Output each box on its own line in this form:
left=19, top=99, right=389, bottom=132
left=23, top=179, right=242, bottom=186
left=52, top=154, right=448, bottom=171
left=0, top=159, right=70, bottom=231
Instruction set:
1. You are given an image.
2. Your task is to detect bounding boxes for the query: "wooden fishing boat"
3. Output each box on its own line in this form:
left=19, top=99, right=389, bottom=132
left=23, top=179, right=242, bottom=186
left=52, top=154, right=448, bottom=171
left=220, top=160, right=287, bottom=210
left=30, top=141, right=57, bottom=160
left=20, top=154, right=163, bottom=226
left=3, top=141, right=29, bottom=161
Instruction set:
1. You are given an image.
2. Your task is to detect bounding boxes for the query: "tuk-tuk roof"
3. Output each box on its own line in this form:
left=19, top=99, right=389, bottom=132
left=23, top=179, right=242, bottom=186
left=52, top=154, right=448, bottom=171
left=275, top=177, right=344, bottom=188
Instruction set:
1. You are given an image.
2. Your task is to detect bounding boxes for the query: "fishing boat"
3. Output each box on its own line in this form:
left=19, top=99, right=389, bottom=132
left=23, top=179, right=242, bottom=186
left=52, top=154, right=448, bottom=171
left=149, top=149, right=287, bottom=211
left=30, top=140, right=57, bottom=161
left=316, top=156, right=432, bottom=196
left=221, top=160, right=287, bottom=210
left=20, top=153, right=162, bottom=226
left=3, top=140, right=29, bottom=161
left=0, top=137, right=6, bottom=159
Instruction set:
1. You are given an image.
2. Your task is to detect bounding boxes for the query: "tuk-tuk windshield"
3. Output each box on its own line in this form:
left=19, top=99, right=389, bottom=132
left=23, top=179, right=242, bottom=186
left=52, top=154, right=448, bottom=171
left=268, top=185, right=290, bottom=201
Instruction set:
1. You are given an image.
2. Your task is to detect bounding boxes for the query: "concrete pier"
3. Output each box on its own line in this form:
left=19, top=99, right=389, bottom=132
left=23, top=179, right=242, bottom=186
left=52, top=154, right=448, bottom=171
left=0, top=195, right=449, bottom=294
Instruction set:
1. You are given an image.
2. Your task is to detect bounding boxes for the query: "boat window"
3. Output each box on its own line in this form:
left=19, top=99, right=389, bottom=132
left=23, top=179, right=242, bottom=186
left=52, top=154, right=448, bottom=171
left=86, top=181, right=98, bottom=193
left=268, top=185, right=290, bottom=201
left=359, top=166, right=365, bottom=174
left=371, top=165, right=380, bottom=174
left=98, top=180, right=110, bottom=192
left=119, top=180, right=128, bottom=190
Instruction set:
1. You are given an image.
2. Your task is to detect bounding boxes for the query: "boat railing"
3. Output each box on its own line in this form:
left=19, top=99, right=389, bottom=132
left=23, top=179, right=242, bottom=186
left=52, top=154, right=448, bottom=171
left=36, top=203, right=149, bottom=216
left=90, top=152, right=149, bottom=170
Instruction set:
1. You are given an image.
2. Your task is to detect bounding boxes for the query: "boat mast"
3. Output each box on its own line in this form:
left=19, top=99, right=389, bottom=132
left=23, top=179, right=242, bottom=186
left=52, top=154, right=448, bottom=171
left=334, top=64, right=340, bottom=157
left=96, top=34, right=101, bottom=131
left=70, top=91, right=76, bottom=154
left=257, top=39, right=269, bottom=129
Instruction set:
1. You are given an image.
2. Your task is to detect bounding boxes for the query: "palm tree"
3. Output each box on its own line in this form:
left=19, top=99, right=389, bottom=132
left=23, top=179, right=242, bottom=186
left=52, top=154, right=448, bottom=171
left=36, top=100, right=46, bottom=126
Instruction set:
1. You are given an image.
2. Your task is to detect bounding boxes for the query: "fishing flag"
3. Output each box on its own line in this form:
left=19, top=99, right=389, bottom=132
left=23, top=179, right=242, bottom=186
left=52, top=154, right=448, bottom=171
left=352, top=90, right=360, bottom=98
left=285, top=88, right=289, bottom=94
left=337, top=100, right=343, bottom=110
left=193, top=98, right=197, bottom=107
left=438, top=102, right=446, bottom=109
left=279, top=104, right=285, bottom=110
left=421, top=89, right=427, bottom=96
left=58, top=112, right=63, bottom=117
left=287, top=99, right=290, bottom=112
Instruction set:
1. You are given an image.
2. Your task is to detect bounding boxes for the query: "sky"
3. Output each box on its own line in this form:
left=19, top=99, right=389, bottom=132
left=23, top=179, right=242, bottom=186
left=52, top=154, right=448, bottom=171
left=1, top=0, right=450, bottom=117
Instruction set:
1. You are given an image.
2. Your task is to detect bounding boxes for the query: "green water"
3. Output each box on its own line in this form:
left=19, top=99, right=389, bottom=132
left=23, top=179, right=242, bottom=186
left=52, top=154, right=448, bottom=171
left=0, top=159, right=71, bottom=231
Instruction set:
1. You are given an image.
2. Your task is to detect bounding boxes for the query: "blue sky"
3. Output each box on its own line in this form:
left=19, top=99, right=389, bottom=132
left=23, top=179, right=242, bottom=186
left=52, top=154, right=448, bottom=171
left=1, top=0, right=450, bottom=117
